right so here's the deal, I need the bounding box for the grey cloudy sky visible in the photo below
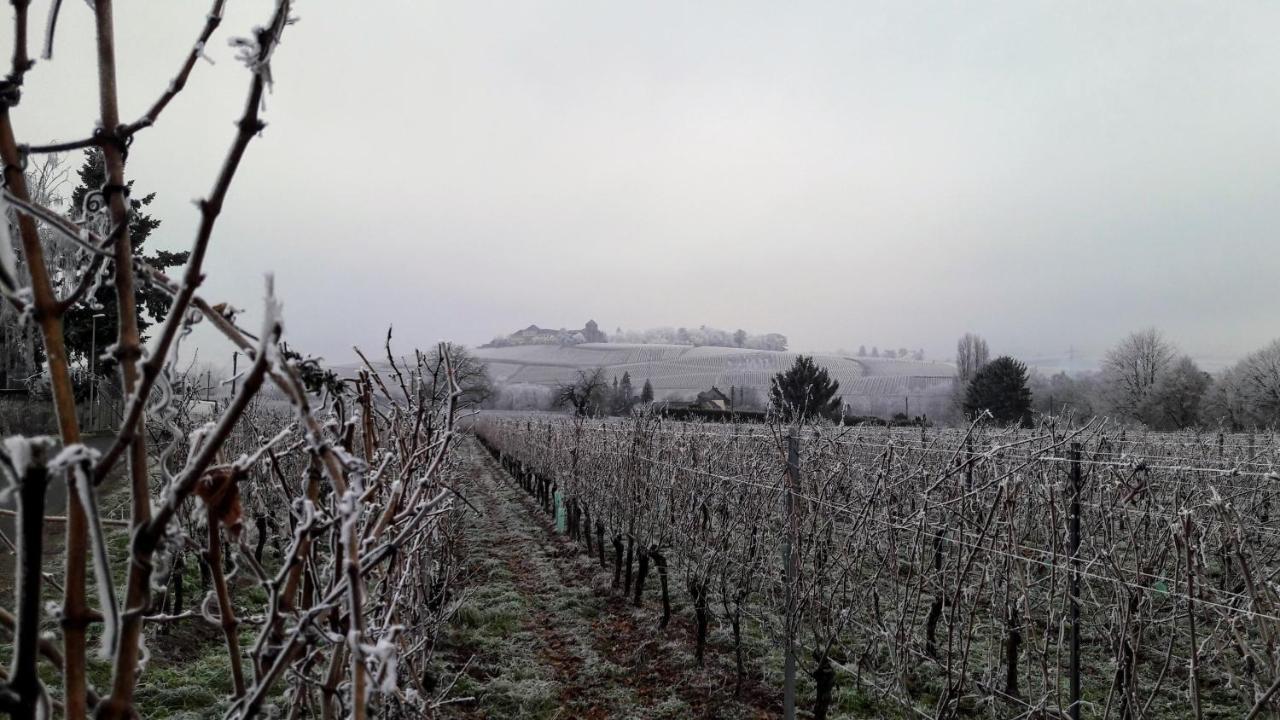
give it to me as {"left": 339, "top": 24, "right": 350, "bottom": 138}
{"left": 19, "top": 1, "right": 1280, "bottom": 368}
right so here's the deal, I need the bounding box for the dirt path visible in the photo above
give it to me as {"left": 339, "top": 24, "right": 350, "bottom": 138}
{"left": 438, "top": 439, "right": 780, "bottom": 719}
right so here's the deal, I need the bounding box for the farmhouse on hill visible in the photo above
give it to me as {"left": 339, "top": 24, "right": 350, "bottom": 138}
{"left": 484, "top": 320, "right": 607, "bottom": 348}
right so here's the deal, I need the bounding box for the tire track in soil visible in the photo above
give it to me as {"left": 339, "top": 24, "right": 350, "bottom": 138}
{"left": 458, "top": 441, "right": 592, "bottom": 711}
{"left": 459, "top": 439, "right": 780, "bottom": 719}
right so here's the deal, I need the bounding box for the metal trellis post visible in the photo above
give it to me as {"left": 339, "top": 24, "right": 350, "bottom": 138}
{"left": 1069, "top": 442, "right": 1082, "bottom": 720}
{"left": 783, "top": 431, "right": 800, "bottom": 720}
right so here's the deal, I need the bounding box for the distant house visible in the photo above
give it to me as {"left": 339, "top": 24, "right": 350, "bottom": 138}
{"left": 665, "top": 386, "right": 731, "bottom": 412}
{"left": 482, "top": 320, "right": 610, "bottom": 348}
{"left": 695, "top": 387, "right": 731, "bottom": 410}
{"left": 512, "top": 324, "right": 544, "bottom": 341}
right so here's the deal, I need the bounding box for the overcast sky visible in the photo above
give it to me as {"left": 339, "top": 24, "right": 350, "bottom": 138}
{"left": 18, "top": 1, "right": 1280, "bottom": 369}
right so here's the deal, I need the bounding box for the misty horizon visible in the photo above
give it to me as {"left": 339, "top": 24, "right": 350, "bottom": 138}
{"left": 5, "top": 3, "right": 1280, "bottom": 718}
{"left": 19, "top": 2, "right": 1279, "bottom": 371}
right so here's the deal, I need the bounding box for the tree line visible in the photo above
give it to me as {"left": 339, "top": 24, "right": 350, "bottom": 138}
{"left": 954, "top": 328, "right": 1280, "bottom": 430}
{"left": 609, "top": 324, "right": 788, "bottom": 351}
{"left": 459, "top": 328, "right": 1280, "bottom": 431}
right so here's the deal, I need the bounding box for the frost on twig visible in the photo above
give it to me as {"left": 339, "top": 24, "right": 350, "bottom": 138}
{"left": 0, "top": 191, "right": 18, "bottom": 294}
{"left": 0, "top": 1, "right": 468, "bottom": 716}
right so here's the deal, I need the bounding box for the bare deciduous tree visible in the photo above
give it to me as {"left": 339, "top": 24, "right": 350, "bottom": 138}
{"left": 555, "top": 367, "right": 609, "bottom": 416}
{"left": 955, "top": 332, "right": 990, "bottom": 384}
{"left": 1102, "top": 328, "right": 1176, "bottom": 421}
{"left": 1202, "top": 338, "right": 1280, "bottom": 429}
{"left": 415, "top": 339, "right": 493, "bottom": 408}
{"left": 1138, "top": 355, "right": 1211, "bottom": 429}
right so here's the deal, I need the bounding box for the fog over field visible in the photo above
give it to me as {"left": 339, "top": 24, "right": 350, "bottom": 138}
{"left": 468, "top": 342, "right": 956, "bottom": 416}
{"left": 20, "top": 2, "right": 1280, "bottom": 366}
{"left": 8, "top": 2, "right": 1280, "bottom": 719}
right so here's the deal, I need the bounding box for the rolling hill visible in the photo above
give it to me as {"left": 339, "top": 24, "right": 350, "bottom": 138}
{"left": 472, "top": 343, "right": 957, "bottom": 418}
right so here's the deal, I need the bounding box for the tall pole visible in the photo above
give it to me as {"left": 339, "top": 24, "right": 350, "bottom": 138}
{"left": 231, "top": 351, "right": 239, "bottom": 397}
{"left": 89, "top": 313, "right": 105, "bottom": 425}
{"left": 783, "top": 432, "right": 800, "bottom": 720}
{"left": 89, "top": 314, "right": 96, "bottom": 419}
{"left": 1068, "top": 442, "right": 1082, "bottom": 720}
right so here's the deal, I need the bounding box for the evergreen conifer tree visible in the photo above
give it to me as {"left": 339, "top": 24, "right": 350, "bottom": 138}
{"left": 65, "top": 149, "right": 189, "bottom": 375}
{"left": 769, "top": 355, "right": 842, "bottom": 421}
{"left": 963, "top": 356, "right": 1032, "bottom": 425}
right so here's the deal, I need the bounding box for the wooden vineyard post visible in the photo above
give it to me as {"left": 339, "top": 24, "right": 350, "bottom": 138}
{"left": 783, "top": 431, "right": 800, "bottom": 720}
{"left": 1068, "top": 442, "right": 1082, "bottom": 720}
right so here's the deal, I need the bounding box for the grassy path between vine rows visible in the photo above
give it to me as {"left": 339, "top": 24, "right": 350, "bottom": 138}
{"left": 437, "top": 438, "right": 782, "bottom": 719}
